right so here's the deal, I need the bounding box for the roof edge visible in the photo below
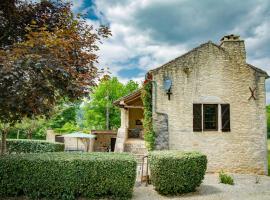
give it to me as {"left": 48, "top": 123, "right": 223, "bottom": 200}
{"left": 149, "top": 41, "right": 224, "bottom": 73}
{"left": 247, "top": 63, "right": 269, "bottom": 78}
{"left": 113, "top": 89, "right": 142, "bottom": 106}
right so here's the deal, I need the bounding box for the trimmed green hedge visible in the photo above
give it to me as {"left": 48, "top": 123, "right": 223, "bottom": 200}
{"left": 1, "top": 139, "right": 64, "bottom": 154}
{"left": 149, "top": 151, "right": 207, "bottom": 195}
{"left": 0, "top": 152, "right": 137, "bottom": 199}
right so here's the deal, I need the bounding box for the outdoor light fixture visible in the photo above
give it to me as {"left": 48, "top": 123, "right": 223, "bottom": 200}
{"left": 163, "top": 77, "right": 172, "bottom": 100}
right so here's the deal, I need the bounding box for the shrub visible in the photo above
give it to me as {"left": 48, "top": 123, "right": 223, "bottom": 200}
{"left": 0, "top": 152, "right": 137, "bottom": 199}
{"left": 2, "top": 139, "right": 64, "bottom": 154}
{"left": 219, "top": 171, "right": 234, "bottom": 185}
{"left": 149, "top": 151, "right": 207, "bottom": 195}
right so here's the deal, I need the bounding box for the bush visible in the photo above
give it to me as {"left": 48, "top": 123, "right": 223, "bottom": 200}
{"left": 149, "top": 151, "right": 207, "bottom": 195}
{"left": 0, "top": 152, "right": 137, "bottom": 199}
{"left": 2, "top": 139, "right": 64, "bottom": 154}
{"left": 219, "top": 171, "right": 234, "bottom": 185}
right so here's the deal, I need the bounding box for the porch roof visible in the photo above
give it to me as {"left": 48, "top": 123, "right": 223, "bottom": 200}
{"left": 113, "top": 89, "right": 142, "bottom": 107}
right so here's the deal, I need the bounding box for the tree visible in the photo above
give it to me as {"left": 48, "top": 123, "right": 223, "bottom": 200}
{"left": 47, "top": 101, "right": 80, "bottom": 133}
{"left": 0, "top": 0, "right": 110, "bottom": 154}
{"left": 83, "top": 77, "right": 139, "bottom": 130}
{"left": 14, "top": 117, "right": 47, "bottom": 139}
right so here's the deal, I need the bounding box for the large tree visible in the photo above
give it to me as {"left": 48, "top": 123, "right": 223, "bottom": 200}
{"left": 83, "top": 77, "right": 139, "bottom": 130}
{"left": 0, "top": 0, "right": 110, "bottom": 154}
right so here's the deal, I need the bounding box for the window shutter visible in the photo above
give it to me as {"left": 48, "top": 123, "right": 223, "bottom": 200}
{"left": 193, "top": 104, "right": 202, "bottom": 131}
{"left": 221, "top": 104, "right": 230, "bottom": 132}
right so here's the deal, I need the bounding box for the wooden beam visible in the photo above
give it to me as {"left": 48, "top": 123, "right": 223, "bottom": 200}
{"left": 124, "top": 105, "right": 144, "bottom": 109}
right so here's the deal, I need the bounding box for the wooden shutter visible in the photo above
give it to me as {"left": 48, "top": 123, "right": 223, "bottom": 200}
{"left": 221, "top": 104, "right": 230, "bottom": 132}
{"left": 193, "top": 104, "right": 202, "bottom": 131}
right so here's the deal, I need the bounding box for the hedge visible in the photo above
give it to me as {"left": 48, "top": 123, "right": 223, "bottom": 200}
{"left": 1, "top": 139, "right": 64, "bottom": 154}
{"left": 0, "top": 152, "right": 137, "bottom": 199}
{"left": 149, "top": 151, "right": 207, "bottom": 195}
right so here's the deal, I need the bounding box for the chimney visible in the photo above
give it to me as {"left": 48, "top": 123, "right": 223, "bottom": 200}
{"left": 220, "top": 34, "right": 246, "bottom": 64}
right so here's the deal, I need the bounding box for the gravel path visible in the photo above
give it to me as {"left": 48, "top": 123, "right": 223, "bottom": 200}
{"left": 133, "top": 173, "right": 270, "bottom": 200}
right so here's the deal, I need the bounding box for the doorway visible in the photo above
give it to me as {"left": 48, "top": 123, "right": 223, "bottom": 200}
{"left": 111, "top": 138, "right": 116, "bottom": 152}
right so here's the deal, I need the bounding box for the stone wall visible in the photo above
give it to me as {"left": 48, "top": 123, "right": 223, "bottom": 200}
{"left": 153, "top": 112, "right": 169, "bottom": 150}
{"left": 151, "top": 41, "right": 268, "bottom": 175}
{"left": 93, "top": 133, "right": 116, "bottom": 152}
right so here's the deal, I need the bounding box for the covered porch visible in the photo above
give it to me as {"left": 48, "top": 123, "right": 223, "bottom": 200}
{"left": 113, "top": 90, "right": 145, "bottom": 152}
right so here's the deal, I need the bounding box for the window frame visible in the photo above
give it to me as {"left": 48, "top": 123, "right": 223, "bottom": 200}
{"left": 193, "top": 103, "right": 230, "bottom": 132}
{"left": 202, "top": 104, "right": 218, "bottom": 131}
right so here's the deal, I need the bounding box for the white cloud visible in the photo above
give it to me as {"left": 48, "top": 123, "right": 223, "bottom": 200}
{"left": 94, "top": 2, "right": 189, "bottom": 82}
{"left": 70, "top": 0, "right": 85, "bottom": 13}
{"left": 86, "top": 0, "right": 270, "bottom": 102}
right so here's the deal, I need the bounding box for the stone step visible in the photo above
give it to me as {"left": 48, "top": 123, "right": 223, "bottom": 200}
{"left": 124, "top": 143, "right": 147, "bottom": 154}
{"left": 124, "top": 143, "right": 146, "bottom": 149}
{"left": 134, "top": 154, "right": 147, "bottom": 163}
{"left": 125, "top": 148, "right": 147, "bottom": 155}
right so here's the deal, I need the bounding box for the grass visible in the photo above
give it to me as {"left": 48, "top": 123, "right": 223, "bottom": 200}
{"left": 268, "top": 139, "right": 270, "bottom": 175}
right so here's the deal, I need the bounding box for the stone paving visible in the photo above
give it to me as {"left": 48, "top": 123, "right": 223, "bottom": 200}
{"left": 133, "top": 173, "right": 270, "bottom": 200}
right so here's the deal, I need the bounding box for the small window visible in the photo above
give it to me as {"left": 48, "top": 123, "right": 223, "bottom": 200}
{"left": 203, "top": 104, "right": 218, "bottom": 131}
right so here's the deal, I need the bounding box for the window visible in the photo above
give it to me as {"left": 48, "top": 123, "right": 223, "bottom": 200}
{"left": 193, "top": 104, "right": 230, "bottom": 132}
{"left": 203, "top": 104, "right": 218, "bottom": 131}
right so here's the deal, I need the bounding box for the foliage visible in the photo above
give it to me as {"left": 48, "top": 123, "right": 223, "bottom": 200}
{"left": 2, "top": 139, "right": 64, "bottom": 154}
{"left": 219, "top": 171, "right": 234, "bottom": 185}
{"left": 0, "top": 0, "right": 110, "bottom": 153}
{"left": 142, "top": 81, "right": 155, "bottom": 150}
{"left": 0, "top": 152, "right": 137, "bottom": 199}
{"left": 149, "top": 151, "right": 207, "bottom": 195}
{"left": 54, "top": 122, "right": 78, "bottom": 134}
{"left": 14, "top": 117, "right": 47, "bottom": 139}
{"left": 0, "top": 0, "right": 110, "bottom": 123}
{"left": 6, "top": 120, "right": 47, "bottom": 140}
{"left": 267, "top": 105, "right": 270, "bottom": 138}
{"left": 83, "top": 77, "right": 139, "bottom": 130}
{"left": 0, "top": 0, "right": 76, "bottom": 48}
{"left": 48, "top": 102, "right": 79, "bottom": 133}
{"left": 267, "top": 139, "right": 270, "bottom": 176}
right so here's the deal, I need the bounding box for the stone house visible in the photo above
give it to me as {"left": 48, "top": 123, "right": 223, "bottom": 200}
{"left": 114, "top": 34, "right": 269, "bottom": 175}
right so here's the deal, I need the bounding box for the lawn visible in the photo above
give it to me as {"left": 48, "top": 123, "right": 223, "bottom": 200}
{"left": 268, "top": 139, "right": 270, "bottom": 175}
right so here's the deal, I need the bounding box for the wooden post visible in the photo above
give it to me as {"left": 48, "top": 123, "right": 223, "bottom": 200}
{"left": 1, "top": 128, "right": 7, "bottom": 155}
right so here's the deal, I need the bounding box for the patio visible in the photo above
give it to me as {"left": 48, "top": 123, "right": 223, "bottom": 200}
{"left": 133, "top": 173, "right": 270, "bottom": 200}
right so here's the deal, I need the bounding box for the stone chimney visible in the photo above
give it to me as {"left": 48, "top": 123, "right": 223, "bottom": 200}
{"left": 220, "top": 34, "right": 246, "bottom": 64}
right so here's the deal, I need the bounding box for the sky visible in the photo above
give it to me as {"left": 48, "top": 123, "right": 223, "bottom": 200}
{"left": 71, "top": 0, "right": 270, "bottom": 103}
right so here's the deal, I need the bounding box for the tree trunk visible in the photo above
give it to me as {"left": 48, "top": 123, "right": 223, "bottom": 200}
{"left": 17, "top": 130, "right": 20, "bottom": 139}
{"left": 27, "top": 130, "right": 32, "bottom": 139}
{"left": 106, "top": 104, "right": 110, "bottom": 130}
{"left": 1, "top": 128, "right": 7, "bottom": 155}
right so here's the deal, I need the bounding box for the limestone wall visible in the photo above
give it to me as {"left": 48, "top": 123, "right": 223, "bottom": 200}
{"left": 46, "top": 129, "right": 56, "bottom": 143}
{"left": 151, "top": 42, "right": 268, "bottom": 175}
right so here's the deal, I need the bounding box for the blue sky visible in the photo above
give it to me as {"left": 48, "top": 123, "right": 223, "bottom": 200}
{"left": 72, "top": 0, "right": 270, "bottom": 103}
